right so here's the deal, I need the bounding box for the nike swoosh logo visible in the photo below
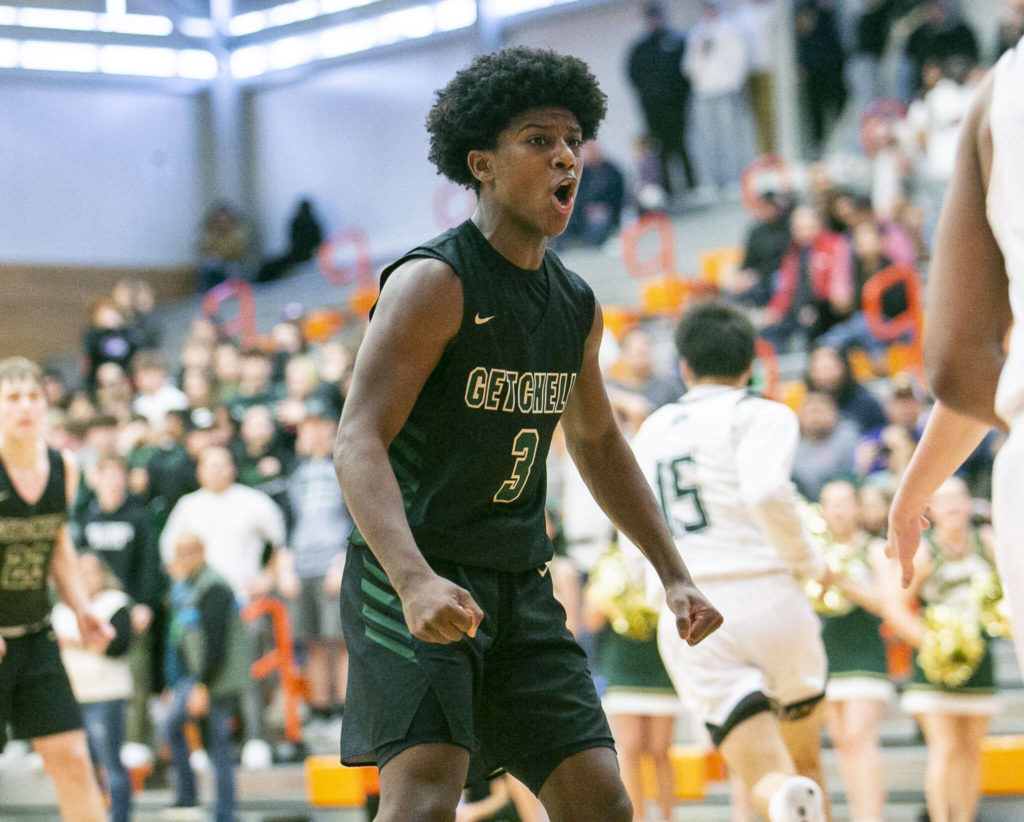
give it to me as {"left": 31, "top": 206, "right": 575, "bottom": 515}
{"left": 474, "top": 314, "right": 495, "bottom": 325}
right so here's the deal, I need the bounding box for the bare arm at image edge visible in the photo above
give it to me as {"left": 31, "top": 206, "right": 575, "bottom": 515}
{"left": 923, "top": 71, "right": 1012, "bottom": 427}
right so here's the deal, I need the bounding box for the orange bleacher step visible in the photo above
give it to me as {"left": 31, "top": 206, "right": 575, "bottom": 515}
{"left": 981, "top": 735, "right": 1024, "bottom": 794}
{"left": 305, "top": 746, "right": 723, "bottom": 806}
{"left": 305, "top": 755, "right": 379, "bottom": 807}
{"left": 639, "top": 745, "right": 725, "bottom": 801}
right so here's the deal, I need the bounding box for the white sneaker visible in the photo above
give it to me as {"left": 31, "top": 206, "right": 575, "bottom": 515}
{"left": 768, "top": 775, "right": 826, "bottom": 822}
{"left": 188, "top": 748, "right": 211, "bottom": 773}
{"left": 121, "top": 742, "right": 154, "bottom": 770}
{"left": 240, "top": 738, "right": 272, "bottom": 770}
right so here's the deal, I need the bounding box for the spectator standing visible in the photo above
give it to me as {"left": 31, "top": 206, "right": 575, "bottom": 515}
{"left": 848, "top": 0, "right": 900, "bottom": 115}
{"left": 75, "top": 453, "right": 162, "bottom": 753}
{"left": 735, "top": 0, "right": 778, "bottom": 154}
{"left": 685, "top": 0, "right": 755, "bottom": 196}
{"left": 626, "top": 2, "right": 696, "bottom": 199}
{"left": 159, "top": 444, "right": 286, "bottom": 758}
{"left": 793, "top": 391, "right": 860, "bottom": 501}
{"left": 52, "top": 552, "right": 134, "bottom": 822}
{"left": 164, "top": 532, "right": 247, "bottom": 822}
{"left": 795, "top": 0, "right": 848, "bottom": 156}
{"left": 278, "top": 403, "right": 351, "bottom": 738}
{"left": 903, "top": 0, "right": 980, "bottom": 100}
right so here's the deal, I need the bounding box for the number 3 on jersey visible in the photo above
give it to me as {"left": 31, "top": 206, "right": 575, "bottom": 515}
{"left": 494, "top": 429, "right": 540, "bottom": 503}
{"left": 656, "top": 454, "right": 709, "bottom": 536}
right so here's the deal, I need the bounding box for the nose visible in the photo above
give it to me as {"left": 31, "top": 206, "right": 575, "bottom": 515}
{"left": 553, "top": 139, "right": 576, "bottom": 169}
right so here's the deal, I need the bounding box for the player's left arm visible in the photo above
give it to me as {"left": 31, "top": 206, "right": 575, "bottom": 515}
{"left": 561, "top": 300, "right": 722, "bottom": 645}
{"left": 50, "top": 451, "right": 114, "bottom": 651}
{"left": 924, "top": 70, "right": 1012, "bottom": 427}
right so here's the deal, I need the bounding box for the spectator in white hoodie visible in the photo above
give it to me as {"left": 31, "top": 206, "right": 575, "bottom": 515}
{"left": 684, "top": 0, "right": 756, "bottom": 195}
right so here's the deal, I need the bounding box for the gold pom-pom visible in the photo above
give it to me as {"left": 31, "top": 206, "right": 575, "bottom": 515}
{"left": 585, "top": 546, "right": 660, "bottom": 642}
{"left": 918, "top": 604, "right": 987, "bottom": 688}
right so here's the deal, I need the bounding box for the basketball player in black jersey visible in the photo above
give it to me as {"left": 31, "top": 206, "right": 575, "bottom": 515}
{"left": 334, "top": 48, "right": 722, "bottom": 822}
{"left": 0, "top": 357, "right": 114, "bottom": 822}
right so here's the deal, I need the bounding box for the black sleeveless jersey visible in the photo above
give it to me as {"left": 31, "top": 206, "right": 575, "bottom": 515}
{"left": 0, "top": 449, "right": 67, "bottom": 628}
{"left": 350, "top": 220, "right": 595, "bottom": 572}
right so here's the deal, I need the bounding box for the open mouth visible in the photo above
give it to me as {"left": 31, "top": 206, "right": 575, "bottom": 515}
{"left": 553, "top": 180, "right": 575, "bottom": 213}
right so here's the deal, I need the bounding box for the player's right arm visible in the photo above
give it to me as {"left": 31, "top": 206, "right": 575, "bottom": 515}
{"left": 924, "top": 70, "right": 1012, "bottom": 427}
{"left": 735, "top": 401, "right": 828, "bottom": 582}
{"left": 334, "top": 258, "right": 483, "bottom": 645}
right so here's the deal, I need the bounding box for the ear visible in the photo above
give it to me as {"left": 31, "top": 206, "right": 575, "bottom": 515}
{"left": 678, "top": 359, "right": 694, "bottom": 388}
{"left": 467, "top": 150, "right": 495, "bottom": 186}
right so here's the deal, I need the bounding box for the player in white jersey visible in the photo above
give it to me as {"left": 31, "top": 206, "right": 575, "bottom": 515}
{"left": 627, "top": 302, "right": 832, "bottom": 822}
{"left": 888, "top": 41, "right": 1024, "bottom": 675}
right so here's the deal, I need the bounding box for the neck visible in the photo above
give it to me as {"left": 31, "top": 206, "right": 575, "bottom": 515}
{"left": 935, "top": 524, "right": 969, "bottom": 550}
{"left": 98, "top": 492, "right": 125, "bottom": 513}
{"left": 689, "top": 376, "right": 746, "bottom": 389}
{"left": 830, "top": 525, "right": 858, "bottom": 545}
{"left": 0, "top": 433, "right": 42, "bottom": 468}
{"left": 472, "top": 205, "right": 547, "bottom": 270}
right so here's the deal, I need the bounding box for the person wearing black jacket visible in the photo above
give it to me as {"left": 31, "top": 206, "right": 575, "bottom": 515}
{"left": 627, "top": 2, "right": 696, "bottom": 198}
{"left": 76, "top": 452, "right": 164, "bottom": 752}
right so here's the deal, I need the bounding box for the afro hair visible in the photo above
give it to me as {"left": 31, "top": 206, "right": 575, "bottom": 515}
{"left": 426, "top": 47, "right": 607, "bottom": 191}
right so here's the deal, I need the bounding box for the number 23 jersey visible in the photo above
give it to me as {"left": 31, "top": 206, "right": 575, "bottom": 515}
{"left": 0, "top": 448, "right": 67, "bottom": 629}
{"left": 349, "top": 220, "right": 595, "bottom": 572}
{"left": 627, "top": 385, "right": 824, "bottom": 583}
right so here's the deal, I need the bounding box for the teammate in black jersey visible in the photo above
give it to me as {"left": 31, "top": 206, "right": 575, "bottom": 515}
{"left": 334, "top": 48, "right": 722, "bottom": 822}
{"left": 0, "top": 356, "right": 113, "bottom": 822}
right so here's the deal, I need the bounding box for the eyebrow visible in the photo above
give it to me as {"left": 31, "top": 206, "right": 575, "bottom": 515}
{"left": 516, "top": 121, "right": 582, "bottom": 135}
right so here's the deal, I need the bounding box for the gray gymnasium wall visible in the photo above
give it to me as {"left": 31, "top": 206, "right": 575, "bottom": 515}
{"left": 0, "top": 77, "right": 204, "bottom": 266}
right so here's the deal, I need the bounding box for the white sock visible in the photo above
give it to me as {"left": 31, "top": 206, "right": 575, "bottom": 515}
{"left": 767, "top": 775, "right": 824, "bottom": 822}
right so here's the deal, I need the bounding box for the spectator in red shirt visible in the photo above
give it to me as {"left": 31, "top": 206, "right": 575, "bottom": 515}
{"left": 760, "top": 205, "right": 853, "bottom": 352}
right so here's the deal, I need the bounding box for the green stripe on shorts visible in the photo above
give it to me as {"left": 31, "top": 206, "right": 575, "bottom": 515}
{"left": 365, "top": 626, "right": 416, "bottom": 661}
{"left": 361, "top": 554, "right": 392, "bottom": 587}
{"left": 362, "top": 604, "right": 412, "bottom": 639}
{"left": 360, "top": 578, "right": 403, "bottom": 613}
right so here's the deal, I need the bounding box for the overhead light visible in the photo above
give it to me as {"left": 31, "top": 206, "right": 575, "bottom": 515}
{"left": 18, "top": 7, "right": 98, "bottom": 31}
{"left": 0, "top": 38, "right": 17, "bottom": 67}
{"left": 231, "top": 43, "right": 267, "bottom": 77}
{"left": 229, "top": 10, "right": 267, "bottom": 36}
{"left": 0, "top": 6, "right": 17, "bottom": 25}
{"left": 100, "top": 44, "right": 176, "bottom": 75}
{"left": 180, "top": 17, "right": 215, "bottom": 38}
{"left": 19, "top": 40, "right": 99, "bottom": 72}
{"left": 267, "top": 0, "right": 319, "bottom": 27}
{"left": 268, "top": 35, "right": 310, "bottom": 69}
{"left": 377, "top": 3, "right": 434, "bottom": 45}
{"left": 177, "top": 48, "right": 218, "bottom": 78}
{"left": 484, "top": 0, "right": 558, "bottom": 16}
{"left": 318, "top": 19, "right": 376, "bottom": 57}
{"left": 99, "top": 13, "right": 174, "bottom": 35}
{"left": 318, "top": 0, "right": 376, "bottom": 14}
{"left": 434, "top": 0, "right": 475, "bottom": 31}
